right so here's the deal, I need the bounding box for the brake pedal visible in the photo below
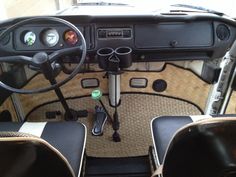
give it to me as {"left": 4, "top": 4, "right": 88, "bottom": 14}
{"left": 92, "top": 106, "right": 107, "bottom": 136}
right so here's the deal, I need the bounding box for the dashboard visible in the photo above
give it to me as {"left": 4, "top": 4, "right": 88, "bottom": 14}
{"left": 0, "top": 13, "right": 236, "bottom": 63}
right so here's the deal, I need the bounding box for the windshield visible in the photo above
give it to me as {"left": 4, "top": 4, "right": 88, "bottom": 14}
{"left": 1, "top": 0, "right": 236, "bottom": 19}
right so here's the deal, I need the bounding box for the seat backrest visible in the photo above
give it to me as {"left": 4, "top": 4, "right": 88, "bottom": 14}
{"left": 0, "top": 132, "right": 75, "bottom": 177}
{"left": 162, "top": 118, "right": 236, "bottom": 177}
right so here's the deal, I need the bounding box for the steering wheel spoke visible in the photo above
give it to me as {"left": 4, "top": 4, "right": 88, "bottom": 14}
{"left": 0, "top": 55, "right": 36, "bottom": 66}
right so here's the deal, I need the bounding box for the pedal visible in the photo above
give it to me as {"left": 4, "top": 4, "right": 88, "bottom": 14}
{"left": 46, "top": 111, "right": 61, "bottom": 119}
{"left": 92, "top": 106, "right": 107, "bottom": 136}
{"left": 76, "top": 110, "right": 88, "bottom": 118}
{"left": 64, "top": 109, "right": 88, "bottom": 121}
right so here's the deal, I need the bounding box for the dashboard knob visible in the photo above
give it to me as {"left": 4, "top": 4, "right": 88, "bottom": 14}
{"left": 170, "top": 40, "right": 178, "bottom": 47}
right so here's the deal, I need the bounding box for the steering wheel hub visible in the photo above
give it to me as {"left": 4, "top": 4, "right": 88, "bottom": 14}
{"left": 32, "top": 52, "right": 49, "bottom": 65}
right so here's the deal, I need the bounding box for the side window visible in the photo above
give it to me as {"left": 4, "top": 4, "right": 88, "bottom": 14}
{"left": 0, "top": 0, "right": 77, "bottom": 19}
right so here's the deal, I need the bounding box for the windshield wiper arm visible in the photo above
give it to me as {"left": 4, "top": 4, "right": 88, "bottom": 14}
{"left": 171, "top": 4, "right": 225, "bottom": 16}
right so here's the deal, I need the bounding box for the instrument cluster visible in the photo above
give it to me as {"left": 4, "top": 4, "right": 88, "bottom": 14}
{"left": 19, "top": 27, "right": 80, "bottom": 50}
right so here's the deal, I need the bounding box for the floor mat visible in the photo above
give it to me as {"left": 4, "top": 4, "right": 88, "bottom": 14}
{"left": 84, "top": 156, "right": 151, "bottom": 177}
{"left": 27, "top": 93, "right": 202, "bottom": 157}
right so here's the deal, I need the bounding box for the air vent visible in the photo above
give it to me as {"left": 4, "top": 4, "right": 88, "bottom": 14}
{"left": 161, "top": 12, "right": 187, "bottom": 15}
{"left": 216, "top": 24, "right": 230, "bottom": 41}
{"left": 130, "top": 78, "right": 147, "bottom": 88}
{"left": 81, "top": 78, "right": 99, "bottom": 89}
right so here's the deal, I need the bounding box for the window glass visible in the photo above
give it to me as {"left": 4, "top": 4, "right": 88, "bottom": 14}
{"left": 1, "top": 0, "right": 236, "bottom": 19}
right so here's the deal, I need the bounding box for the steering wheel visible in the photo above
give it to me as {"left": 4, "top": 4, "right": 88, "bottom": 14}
{"left": 0, "top": 17, "right": 86, "bottom": 94}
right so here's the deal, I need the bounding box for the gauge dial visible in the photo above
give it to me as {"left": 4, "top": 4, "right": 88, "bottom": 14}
{"left": 64, "top": 30, "right": 78, "bottom": 46}
{"left": 23, "top": 31, "right": 36, "bottom": 46}
{"left": 42, "top": 29, "right": 59, "bottom": 47}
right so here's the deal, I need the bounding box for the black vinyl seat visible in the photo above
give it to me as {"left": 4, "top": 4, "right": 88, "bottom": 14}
{"left": 151, "top": 116, "right": 236, "bottom": 177}
{"left": 151, "top": 116, "right": 193, "bottom": 164}
{"left": 0, "top": 121, "right": 86, "bottom": 177}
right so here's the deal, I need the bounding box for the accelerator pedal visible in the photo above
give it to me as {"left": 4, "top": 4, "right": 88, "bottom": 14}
{"left": 92, "top": 106, "right": 107, "bottom": 136}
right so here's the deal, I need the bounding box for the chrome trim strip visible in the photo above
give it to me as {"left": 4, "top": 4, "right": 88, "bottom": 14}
{"left": 78, "top": 123, "right": 87, "bottom": 177}
{"left": 150, "top": 117, "right": 161, "bottom": 166}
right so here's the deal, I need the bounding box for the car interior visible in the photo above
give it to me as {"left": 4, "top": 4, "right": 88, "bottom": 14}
{"left": 0, "top": 1, "right": 236, "bottom": 177}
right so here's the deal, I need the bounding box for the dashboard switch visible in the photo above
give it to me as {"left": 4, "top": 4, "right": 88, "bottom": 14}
{"left": 98, "top": 30, "right": 106, "bottom": 38}
{"left": 123, "top": 30, "right": 131, "bottom": 38}
{"left": 170, "top": 40, "right": 178, "bottom": 47}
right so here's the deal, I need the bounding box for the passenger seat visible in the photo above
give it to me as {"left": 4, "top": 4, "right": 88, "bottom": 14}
{"left": 151, "top": 115, "right": 236, "bottom": 177}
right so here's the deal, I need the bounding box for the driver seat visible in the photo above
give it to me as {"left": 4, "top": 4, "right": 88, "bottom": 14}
{"left": 151, "top": 116, "right": 236, "bottom": 177}
{"left": 0, "top": 121, "right": 86, "bottom": 177}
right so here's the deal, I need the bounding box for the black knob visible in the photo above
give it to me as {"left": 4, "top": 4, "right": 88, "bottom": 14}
{"left": 170, "top": 40, "right": 178, "bottom": 47}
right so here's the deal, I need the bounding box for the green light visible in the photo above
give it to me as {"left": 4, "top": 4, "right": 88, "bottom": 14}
{"left": 91, "top": 89, "right": 102, "bottom": 100}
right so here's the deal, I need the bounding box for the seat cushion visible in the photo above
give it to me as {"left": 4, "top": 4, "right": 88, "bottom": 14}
{"left": 0, "top": 121, "right": 86, "bottom": 176}
{"left": 151, "top": 115, "right": 211, "bottom": 164}
{"left": 151, "top": 116, "right": 193, "bottom": 164}
{"left": 162, "top": 118, "right": 236, "bottom": 177}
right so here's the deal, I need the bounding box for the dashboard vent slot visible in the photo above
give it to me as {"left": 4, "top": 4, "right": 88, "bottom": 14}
{"left": 81, "top": 78, "right": 99, "bottom": 89}
{"left": 130, "top": 78, "right": 147, "bottom": 88}
{"left": 161, "top": 12, "right": 187, "bottom": 15}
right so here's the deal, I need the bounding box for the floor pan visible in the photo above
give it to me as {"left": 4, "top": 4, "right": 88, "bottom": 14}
{"left": 27, "top": 93, "right": 202, "bottom": 157}
{"left": 84, "top": 156, "right": 151, "bottom": 177}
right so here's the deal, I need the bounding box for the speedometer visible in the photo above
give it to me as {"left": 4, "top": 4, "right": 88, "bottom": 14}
{"left": 41, "top": 29, "right": 59, "bottom": 47}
